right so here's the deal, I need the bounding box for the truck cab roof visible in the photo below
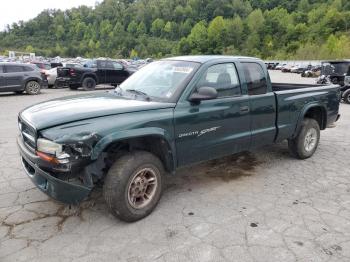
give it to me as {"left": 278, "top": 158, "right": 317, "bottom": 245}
{"left": 164, "top": 55, "right": 261, "bottom": 64}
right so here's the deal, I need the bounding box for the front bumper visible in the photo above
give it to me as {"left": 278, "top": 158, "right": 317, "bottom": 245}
{"left": 17, "top": 137, "right": 91, "bottom": 204}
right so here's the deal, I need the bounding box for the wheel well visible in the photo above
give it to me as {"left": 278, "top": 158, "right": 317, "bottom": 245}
{"left": 103, "top": 136, "right": 174, "bottom": 173}
{"left": 304, "top": 106, "right": 327, "bottom": 130}
{"left": 83, "top": 74, "right": 97, "bottom": 83}
{"left": 25, "top": 78, "right": 40, "bottom": 86}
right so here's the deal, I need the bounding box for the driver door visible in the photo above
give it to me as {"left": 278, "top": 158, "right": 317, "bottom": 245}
{"left": 174, "top": 62, "right": 251, "bottom": 167}
{"left": 96, "top": 60, "right": 107, "bottom": 83}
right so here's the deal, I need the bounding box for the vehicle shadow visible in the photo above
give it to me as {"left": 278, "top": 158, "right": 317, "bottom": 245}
{"left": 0, "top": 92, "right": 28, "bottom": 97}
{"left": 65, "top": 143, "right": 291, "bottom": 218}
{"left": 31, "top": 143, "right": 292, "bottom": 226}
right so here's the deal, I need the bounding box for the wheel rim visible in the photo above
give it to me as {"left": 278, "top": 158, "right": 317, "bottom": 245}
{"left": 27, "top": 81, "right": 40, "bottom": 93}
{"left": 304, "top": 128, "right": 317, "bottom": 152}
{"left": 127, "top": 167, "right": 158, "bottom": 209}
{"left": 346, "top": 94, "right": 350, "bottom": 103}
{"left": 86, "top": 80, "right": 94, "bottom": 89}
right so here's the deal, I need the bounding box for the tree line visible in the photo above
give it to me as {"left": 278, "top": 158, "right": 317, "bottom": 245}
{"left": 0, "top": 0, "right": 349, "bottom": 60}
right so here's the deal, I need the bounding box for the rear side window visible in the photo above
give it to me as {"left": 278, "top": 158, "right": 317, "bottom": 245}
{"left": 112, "top": 62, "right": 123, "bottom": 70}
{"left": 242, "top": 62, "right": 267, "bottom": 95}
{"left": 23, "top": 66, "right": 34, "bottom": 72}
{"left": 5, "top": 65, "right": 24, "bottom": 73}
{"left": 97, "top": 60, "right": 107, "bottom": 68}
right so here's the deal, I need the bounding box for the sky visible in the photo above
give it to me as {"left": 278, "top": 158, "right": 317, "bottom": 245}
{"left": 0, "top": 0, "right": 98, "bottom": 31}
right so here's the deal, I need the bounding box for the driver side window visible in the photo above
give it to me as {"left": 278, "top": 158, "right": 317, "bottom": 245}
{"left": 195, "top": 63, "right": 241, "bottom": 98}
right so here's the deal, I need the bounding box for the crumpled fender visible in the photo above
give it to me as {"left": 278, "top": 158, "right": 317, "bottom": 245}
{"left": 91, "top": 127, "right": 176, "bottom": 168}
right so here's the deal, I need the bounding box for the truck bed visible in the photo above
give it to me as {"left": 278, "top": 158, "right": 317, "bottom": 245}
{"left": 271, "top": 82, "right": 340, "bottom": 143}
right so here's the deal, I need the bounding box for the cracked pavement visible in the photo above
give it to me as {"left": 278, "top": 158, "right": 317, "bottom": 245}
{"left": 1, "top": 72, "right": 350, "bottom": 261}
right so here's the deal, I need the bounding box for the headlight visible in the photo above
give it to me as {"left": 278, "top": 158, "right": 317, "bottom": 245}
{"left": 37, "top": 138, "right": 63, "bottom": 156}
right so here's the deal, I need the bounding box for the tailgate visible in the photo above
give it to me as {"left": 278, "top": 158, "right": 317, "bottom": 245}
{"left": 57, "top": 67, "right": 71, "bottom": 77}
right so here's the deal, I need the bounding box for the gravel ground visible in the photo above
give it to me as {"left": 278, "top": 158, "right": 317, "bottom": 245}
{"left": 0, "top": 72, "right": 349, "bottom": 262}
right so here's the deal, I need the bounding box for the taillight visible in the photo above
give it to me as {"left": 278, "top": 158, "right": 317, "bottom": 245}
{"left": 41, "top": 72, "right": 47, "bottom": 80}
{"left": 69, "top": 68, "right": 76, "bottom": 76}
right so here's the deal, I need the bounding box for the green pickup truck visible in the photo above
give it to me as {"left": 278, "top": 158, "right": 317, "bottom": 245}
{"left": 17, "top": 56, "right": 341, "bottom": 222}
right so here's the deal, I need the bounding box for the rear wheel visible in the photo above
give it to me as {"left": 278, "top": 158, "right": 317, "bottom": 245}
{"left": 103, "top": 151, "right": 164, "bottom": 222}
{"left": 288, "top": 118, "right": 320, "bottom": 159}
{"left": 82, "top": 77, "right": 96, "bottom": 91}
{"left": 25, "top": 81, "right": 41, "bottom": 95}
{"left": 343, "top": 89, "right": 350, "bottom": 104}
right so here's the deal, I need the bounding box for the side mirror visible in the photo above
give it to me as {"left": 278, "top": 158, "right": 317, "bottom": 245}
{"left": 189, "top": 86, "right": 218, "bottom": 103}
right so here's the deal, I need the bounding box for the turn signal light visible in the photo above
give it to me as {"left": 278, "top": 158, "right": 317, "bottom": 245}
{"left": 36, "top": 151, "right": 59, "bottom": 164}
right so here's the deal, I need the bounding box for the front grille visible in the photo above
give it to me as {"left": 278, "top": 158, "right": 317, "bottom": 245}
{"left": 19, "top": 118, "right": 36, "bottom": 152}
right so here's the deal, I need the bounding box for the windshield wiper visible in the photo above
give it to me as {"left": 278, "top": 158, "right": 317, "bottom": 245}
{"left": 126, "top": 89, "right": 151, "bottom": 101}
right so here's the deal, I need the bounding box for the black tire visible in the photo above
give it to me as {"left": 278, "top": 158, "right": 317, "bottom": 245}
{"left": 15, "top": 90, "right": 24, "bottom": 94}
{"left": 25, "top": 81, "right": 41, "bottom": 95}
{"left": 343, "top": 89, "right": 350, "bottom": 104}
{"left": 82, "top": 77, "right": 96, "bottom": 91}
{"left": 69, "top": 85, "right": 79, "bottom": 90}
{"left": 103, "top": 151, "right": 164, "bottom": 222}
{"left": 288, "top": 118, "right": 320, "bottom": 159}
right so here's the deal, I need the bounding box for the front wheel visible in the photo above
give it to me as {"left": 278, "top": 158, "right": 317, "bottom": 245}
{"left": 288, "top": 118, "right": 320, "bottom": 159}
{"left": 25, "top": 81, "right": 41, "bottom": 95}
{"left": 343, "top": 89, "right": 350, "bottom": 104}
{"left": 103, "top": 151, "right": 164, "bottom": 222}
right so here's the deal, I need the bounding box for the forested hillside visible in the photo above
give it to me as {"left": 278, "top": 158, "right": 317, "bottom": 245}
{"left": 0, "top": 0, "right": 349, "bottom": 59}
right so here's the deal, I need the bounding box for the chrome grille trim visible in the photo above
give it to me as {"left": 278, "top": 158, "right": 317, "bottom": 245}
{"left": 22, "top": 131, "right": 35, "bottom": 143}
{"left": 18, "top": 117, "right": 37, "bottom": 151}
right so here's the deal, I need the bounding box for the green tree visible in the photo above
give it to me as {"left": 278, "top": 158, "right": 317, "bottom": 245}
{"left": 208, "top": 16, "right": 226, "bottom": 53}
{"left": 25, "top": 45, "right": 34, "bottom": 53}
{"left": 127, "top": 21, "right": 138, "bottom": 34}
{"left": 187, "top": 21, "right": 208, "bottom": 54}
{"left": 151, "top": 18, "right": 165, "bottom": 37}
{"left": 130, "top": 48, "right": 138, "bottom": 58}
{"left": 0, "top": 0, "right": 349, "bottom": 60}
{"left": 225, "top": 16, "right": 244, "bottom": 48}
{"left": 137, "top": 22, "right": 147, "bottom": 35}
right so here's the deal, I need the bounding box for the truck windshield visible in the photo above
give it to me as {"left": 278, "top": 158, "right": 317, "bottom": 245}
{"left": 119, "top": 60, "right": 199, "bottom": 101}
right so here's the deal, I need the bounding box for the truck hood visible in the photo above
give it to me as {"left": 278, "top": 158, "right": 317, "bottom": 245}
{"left": 20, "top": 92, "right": 175, "bottom": 130}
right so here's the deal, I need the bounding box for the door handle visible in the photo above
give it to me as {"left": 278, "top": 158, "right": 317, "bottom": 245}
{"left": 239, "top": 106, "right": 250, "bottom": 113}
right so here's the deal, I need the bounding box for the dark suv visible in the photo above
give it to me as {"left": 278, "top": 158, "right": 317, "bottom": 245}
{"left": 0, "top": 63, "right": 48, "bottom": 95}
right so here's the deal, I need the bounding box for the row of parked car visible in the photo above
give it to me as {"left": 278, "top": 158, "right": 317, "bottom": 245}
{"left": 265, "top": 62, "right": 322, "bottom": 77}
{"left": 266, "top": 60, "right": 350, "bottom": 104}
{"left": 0, "top": 58, "right": 152, "bottom": 95}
